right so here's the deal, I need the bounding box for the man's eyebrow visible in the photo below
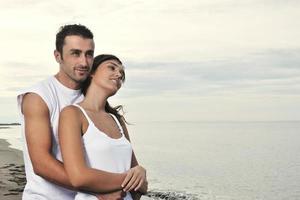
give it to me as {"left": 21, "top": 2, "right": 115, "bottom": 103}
{"left": 70, "top": 49, "right": 82, "bottom": 52}
{"left": 86, "top": 50, "right": 94, "bottom": 54}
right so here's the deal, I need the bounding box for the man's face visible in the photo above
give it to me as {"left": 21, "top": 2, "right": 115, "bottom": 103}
{"left": 56, "top": 35, "right": 95, "bottom": 85}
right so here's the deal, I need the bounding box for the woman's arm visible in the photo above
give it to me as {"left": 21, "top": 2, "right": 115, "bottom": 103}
{"left": 120, "top": 119, "right": 148, "bottom": 195}
{"left": 59, "top": 106, "right": 126, "bottom": 193}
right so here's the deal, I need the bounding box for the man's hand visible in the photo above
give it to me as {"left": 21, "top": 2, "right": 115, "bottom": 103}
{"left": 96, "top": 190, "right": 126, "bottom": 200}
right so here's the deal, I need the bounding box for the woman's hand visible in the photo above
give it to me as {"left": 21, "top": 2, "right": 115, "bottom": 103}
{"left": 121, "top": 165, "right": 147, "bottom": 193}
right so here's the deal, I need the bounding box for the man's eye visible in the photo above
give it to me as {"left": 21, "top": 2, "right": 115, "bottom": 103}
{"left": 72, "top": 52, "right": 80, "bottom": 56}
{"left": 86, "top": 54, "right": 93, "bottom": 58}
{"left": 86, "top": 51, "right": 94, "bottom": 58}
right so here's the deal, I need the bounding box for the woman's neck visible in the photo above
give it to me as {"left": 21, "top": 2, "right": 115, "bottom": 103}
{"left": 80, "top": 86, "right": 108, "bottom": 112}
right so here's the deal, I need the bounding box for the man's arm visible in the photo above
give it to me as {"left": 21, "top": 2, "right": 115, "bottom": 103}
{"left": 23, "top": 93, "right": 127, "bottom": 200}
{"left": 22, "top": 93, "right": 73, "bottom": 189}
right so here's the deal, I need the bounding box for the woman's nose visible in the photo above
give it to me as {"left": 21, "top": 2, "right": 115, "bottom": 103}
{"left": 116, "top": 70, "right": 122, "bottom": 78}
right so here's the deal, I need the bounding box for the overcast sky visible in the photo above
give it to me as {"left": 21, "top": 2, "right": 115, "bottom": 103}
{"left": 0, "top": 0, "right": 299, "bottom": 122}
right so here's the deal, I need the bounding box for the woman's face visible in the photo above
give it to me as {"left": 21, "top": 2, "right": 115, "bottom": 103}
{"left": 91, "top": 59, "right": 125, "bottom": 95}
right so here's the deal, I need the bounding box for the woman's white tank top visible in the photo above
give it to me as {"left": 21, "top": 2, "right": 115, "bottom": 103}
{"left": 73, "top": 104, "right": 133, "bottom": 200}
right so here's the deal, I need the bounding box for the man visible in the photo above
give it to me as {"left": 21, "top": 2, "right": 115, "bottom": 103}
{"left": 17, "top": 24, "right": 129, "bottom": 200}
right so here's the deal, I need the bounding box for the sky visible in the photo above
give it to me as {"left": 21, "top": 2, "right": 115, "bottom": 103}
{"left": 0, "top": 0, "right": 299, "bottom": 123}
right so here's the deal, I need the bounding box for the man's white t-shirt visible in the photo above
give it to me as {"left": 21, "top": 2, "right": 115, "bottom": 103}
{"left": 17, "top": 76, "right": 83, "bottom": 200}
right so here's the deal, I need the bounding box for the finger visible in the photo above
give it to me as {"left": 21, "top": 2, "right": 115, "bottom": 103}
{"left": 122, "top": 170, "right": 133, "bottom": 188}
{"left": 123, "top": 173, "right": 138, "bottom": 191}
{"left": 96, "top": 194, "right": 105, "bottom": 200}
{"left": 116, "top": 194, "right": 123, "bottom": 200}
{"left": 121, "top": 191, "right": 127, "bottom": 198}
{"left": 134, "top": 178, "right": 144, "bottom": 191}
{"left": 110, "top": 193, "right": 120, "bottom": 200}
{"left": 127, "top": 175, "right": 140, "bottom": 192}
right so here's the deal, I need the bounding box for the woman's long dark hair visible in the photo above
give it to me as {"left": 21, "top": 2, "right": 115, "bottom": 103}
{"left": 81, "top": 54, "right": 127, "bottom": 124}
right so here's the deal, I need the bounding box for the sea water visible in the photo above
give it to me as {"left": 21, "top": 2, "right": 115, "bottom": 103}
{"left": 1, "top": 121, "right": 300, "bottom": 200}
{"left": 0, "top": 125, "right": 22, "bottom": 150}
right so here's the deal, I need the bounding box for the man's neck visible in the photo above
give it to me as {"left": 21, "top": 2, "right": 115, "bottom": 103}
{"left": 54, "top": 73, "right": 81, "bottom": 90}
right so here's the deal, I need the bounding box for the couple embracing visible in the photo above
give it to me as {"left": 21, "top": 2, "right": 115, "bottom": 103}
{"left": 17, "top": 24, "right": 148, "bottom": 200}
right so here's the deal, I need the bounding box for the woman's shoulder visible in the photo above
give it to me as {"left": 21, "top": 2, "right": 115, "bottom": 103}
{"left": 61, "top": 104, "right": 81, "bottom": 113}
{"left": 60, "top": 105, "right": 83, "bottom": 120}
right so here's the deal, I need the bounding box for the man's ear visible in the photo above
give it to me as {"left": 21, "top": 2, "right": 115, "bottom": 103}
{"left": 54, "top": 50, "right": 62, "bottom": 64}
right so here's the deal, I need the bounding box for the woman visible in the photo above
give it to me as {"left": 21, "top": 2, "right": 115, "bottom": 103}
{"left": 58, "top": 54, "right": 147, "bottom": 200}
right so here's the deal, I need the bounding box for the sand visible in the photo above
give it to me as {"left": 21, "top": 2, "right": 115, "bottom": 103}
{"left": 0, "top": 139, "right": 156, "bottom": 200}
{"left": 0, "top": 139, "right": 25, "bottom": 200}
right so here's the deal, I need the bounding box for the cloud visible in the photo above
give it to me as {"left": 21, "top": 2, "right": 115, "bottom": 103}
{"left": 118, "top": 48, "right": 300, "bottom": 98}
{"left": 1, "top": 1, "right": 300, "bottom": 121}
{"left": 2, "top": 0, "right": 300, "bottom": 63}
{"left": 0, "top": 61, "right": 55, "bottom": 96}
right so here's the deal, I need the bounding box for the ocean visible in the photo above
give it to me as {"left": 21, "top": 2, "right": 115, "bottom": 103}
{"left": 1, "top": 121, "right": 300, "bottom": 200}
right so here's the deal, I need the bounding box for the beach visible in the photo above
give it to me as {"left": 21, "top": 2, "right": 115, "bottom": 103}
{"left": 0, "top": 138, "right": 25, "bottom": 200}
{"left": 0, "top": 126, "right": 156, "bottom": 200}
{"left": 0, "top": 137, "right": 155, "bottom": 200}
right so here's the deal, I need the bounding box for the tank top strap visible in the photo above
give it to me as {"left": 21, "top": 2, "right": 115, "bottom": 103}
{"left": 72, "top": 104, "right": 93, "bottom": 125}
{"left": 109, "top": 113, "right": 124, "bottom": 135}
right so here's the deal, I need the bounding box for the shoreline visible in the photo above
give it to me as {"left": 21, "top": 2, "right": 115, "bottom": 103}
{"left": 0, "top": 138, "right": 194, "bottom": 200}
{"left": 0, "top": 139, "right": 25, "bottom": 199}
{"left": 0, "top": 139, "right": 154, "bottom": 200}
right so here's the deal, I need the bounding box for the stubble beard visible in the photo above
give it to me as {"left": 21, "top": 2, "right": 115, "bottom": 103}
{"left": 60, "top": 65, "right": 89, "bottom": 86}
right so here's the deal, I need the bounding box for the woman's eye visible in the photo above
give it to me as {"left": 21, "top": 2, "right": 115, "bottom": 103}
{"left": 109, "top": 66, "right": 115, "bottom": 70}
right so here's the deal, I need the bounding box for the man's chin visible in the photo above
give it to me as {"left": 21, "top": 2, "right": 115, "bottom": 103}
{"left": 75, "top": 76, "right": 89, "bottom": 83}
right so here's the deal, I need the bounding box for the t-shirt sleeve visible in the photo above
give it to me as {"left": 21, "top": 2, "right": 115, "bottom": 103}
{"left": 17, "top": 82, "right": 53, "bottom": 116}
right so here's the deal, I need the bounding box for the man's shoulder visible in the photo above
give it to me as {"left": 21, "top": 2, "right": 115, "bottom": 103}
{"left": 17, "top": 76, "right": 57, "bottom": 111}
{"left": 22, "top": 92, "right": 49, "bottom": 114}
{"left": 30, "top": 76, "right": 55, "bottom": 90}
{"left": 18, "top": 76, "right": 57, "bottom": 97}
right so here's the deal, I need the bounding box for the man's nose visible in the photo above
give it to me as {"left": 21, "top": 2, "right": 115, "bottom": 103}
{"left": 80, "top": 55, "right": 89, "bottom": 66}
